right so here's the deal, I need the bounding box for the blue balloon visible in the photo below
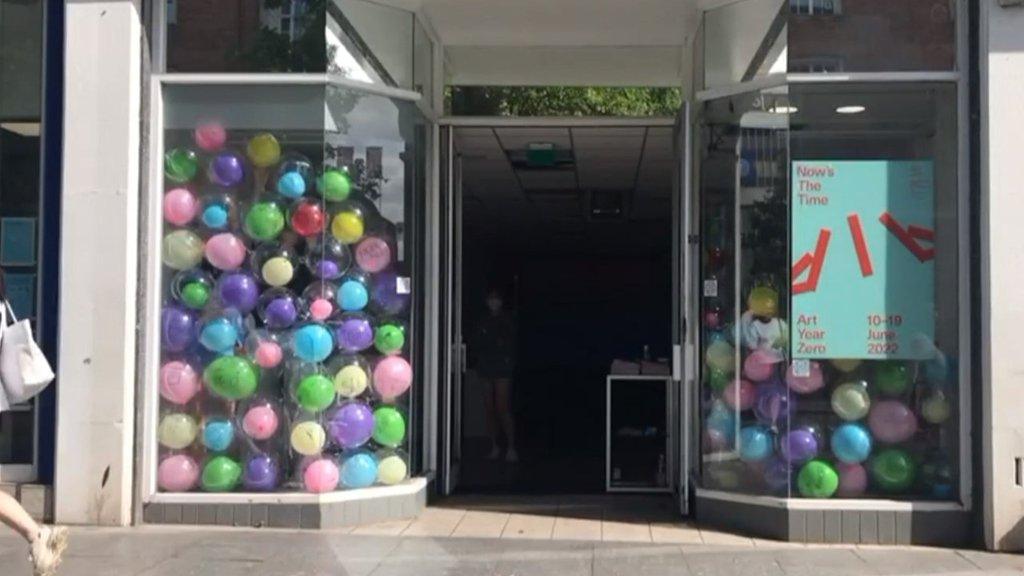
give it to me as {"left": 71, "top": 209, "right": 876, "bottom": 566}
{"left": 830, "top": 423, "right": 873, "bottom": 464}
{"left": 705, "top": 401, "right": 736, "bottom": 444}
{"left": 202, "top": 203, "right": 229, "bottom": 229}
{"left": 199, "top": 318, "right": 238, "bottom": 354}
{"left": 203, "top": 419, "right": 235, "bottom": 452}
{"left": 292, "top": 324, "right": 334, "bottom": 363}
{"left": 339, "top": 279, "right": 369, "bottom": 312}
{"left": 277, "top": 172, "right": 306, "bottom": 199}
{"left": 340, "top": 452, "right": 378, "bottom": 489}
{"left": 739, "top": 426, "right": 773, "bottom": 463}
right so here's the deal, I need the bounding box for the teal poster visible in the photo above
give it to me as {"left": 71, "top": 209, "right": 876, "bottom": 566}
{"left": 791, "top": 161, "right": 935, "bottom": 360}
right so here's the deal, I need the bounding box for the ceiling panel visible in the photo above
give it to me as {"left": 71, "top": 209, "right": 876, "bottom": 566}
{"left": 494, "top": 127, "right": 572, "bottom": 150}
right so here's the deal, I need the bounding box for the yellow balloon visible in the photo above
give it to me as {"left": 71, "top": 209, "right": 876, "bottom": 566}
{"left": 290, "top": 421, "right": 326, "bottom": 456}
{"left": 705, "top": 340, "right": 736, "bottom": 374}
{"left": 162, "top": 230, "right": 205, "bottom": 270}
{"left": 747, "top": 286, "right": 779, "bottom": 318}
{"left": 262, "top": 257, "right": 294, "bottom": 287}
{"left": 247, "top": 133, "right": 281, "bottom": 168}
{"left": 158, "top": 413, "right": 198, "bottom": 450}
{"left": 831, "top": 359, "right": 862, "bottom": 373}
{"left": 331, "top": 211, "right": 364, "bottom": 244}
{"left": 334, "top": 365, "right": 369, "bottom": 398}
{"left": 376, "top": 455, "right": 408, "bottom": 485}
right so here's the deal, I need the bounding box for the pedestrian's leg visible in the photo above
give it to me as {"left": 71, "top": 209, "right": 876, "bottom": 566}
{"left": 494, "top": 378, "right": 517, "bottom": 462}
{"left": 481, "top": 377, "right": 501, "bottom": 458}
{"left": 0, "top": 490, "right": 39, "bottom": 542}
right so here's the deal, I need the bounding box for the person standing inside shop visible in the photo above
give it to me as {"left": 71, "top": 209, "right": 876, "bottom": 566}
{"left": 0, "top": 267, "right": 68, "bottom": 576}
{"left": 469, "top": 287, "right": 519, "bottom": 463}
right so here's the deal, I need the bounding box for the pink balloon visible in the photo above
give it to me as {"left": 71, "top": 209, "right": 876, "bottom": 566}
{"left": 254, "top": 341, "right": 283, "bottom": 369}
{"left": 304, "top": 458, "right": 340, "bottom": 493}
{"left": 242, "top": 404, "right": 280, "bottom": 440}
{"left": 703, "top": 427, "right": 729, "bottom": 453}
{"left": 786, "top": 361, "right": 825, "bottom": 394}
{"left": 163, "top": 188, "right": 198, "bottom": 226}
{"left": 743, "top": 350, "right": 776, "bottom": 382}
{"left": 158, "top": 454, "right": 200, "bottom": 492}
{"left": 868, "top": 400, "right": 918, "bottom": 443}
{"left": 836, "top": 463, "right": 868, "bottom": 497}
{"left": 373, "top": 356, "right": 413, "bottom": 400}
{"left": 355, "top": 237, "right": 392, "bottom": 273}
{"left": 309, "top": 298, "right": 333, "bottom": 321}
{"left": 205, "top": 233, "right": 247, "bottom": 270}
{"left": 723, "top": 379, "right": 755, "bottom": 411}
{"left": 159, "top": 360, "right": 201, "bottom": 405}
{"left": 194, "top": 122, "right": 227, "bottom": 152}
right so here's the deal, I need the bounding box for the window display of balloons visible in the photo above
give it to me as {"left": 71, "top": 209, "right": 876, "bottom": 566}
{"left": 723, "top": 379, "right": 755, "bottom": 411}
{"left": 290, "top": 199, "right": 326, "bottom": 237}
{"left": 830, "top": 423, "right": 872, "bottom": 464}
{"left": 247, "top": 133, "right": 281, "bottom": 168}
{"left": 739, "top": 426, "right": 773, "bottom": 463}
{"left": 290, "top": 421, "right": 327, "bottom": 456}
{"left": 376, "top": 452, "right": 408, "bottom": 485}
{"left": 161, "top": 305, "right": 196, "bottom": 353}
{"left": 318, "top": 168, "right": 352, "bottom": 202}
{"left": 172, "top": 269, "right": 215, "bottom": 310}
{"left": 199, "top": 196, "right": 232, "bottom": 231}
{"left": 158, "top": 454, "right": 201, "bottom": 492}
{"left": 373, "top": 406, "right": 406, "bottom": 448}
{"left": 241, "top": 400, "right": 281, "bottom": 441}
{"left": 160, "top": 360, "right": 201, "bottom": 405}
{"left": 257, "top": 288, "right": 300, "bottom": 330}
{"left": 202, "top": 418, "right": 235, "bottom": 452}
{"left": 331, "top": 356, "right": 371, "bottom": 398}
{"left": 780, "top": 426, "right": 820, "bottom": 464}
{"left": 754, "top": 382, "right": 796, "bottom": 427}
{"left": 870, "top": 448, "right": 916, "bottom": 492}
{"left": 292, "top": 323, "right": 334, "bottom": 363}
{"left": 742, "top": 350, "right": 776, "bottom": 382}
{"left": 253, "top": 244, "right": 299, "bottom": 288}
{"left": 796, "top": 459, "right": 839, "bottom": 498}
{"left": 339, "top": 275, "right": 370, "bottom": 312}
{"left": 785, "top": 360, "right": 824, "bottom": 395}
{"left": 158, "top": 413, "right": 199, "bottom": 450}
{"left": 335, "top": 314, "right": 374, "bottom": 352}
{"left": 205, "top": 233, "right": 247, "bottom": 270}
{"left": 244, "top": 201, "right": 286, "bottom": 242}
{"left": 165, "top": 148, "right": 199, "bottom": 183}
{"left": 705, "top": 340, "right": 736, "bottom": 374}
{"left": 302, "top": 281, "right": 340, "bottom": 322}
{"left": 332, "top": 209, "right": 365, "bottom": 244}
{"left": 304, "top": 458, "right": 340, "bottom": 493}
{"left": 374, "top": 323, "right": 405, "bottom": 355}
{"left": 373, "top": 356, "right": 413, "bottom": 401}
{"left": 216, "top": 272, "right": 260, "bottom": 314}
{"left": 204, "top": 356, "right": 259, "bottom": 400}
{"left": 293, "top": 371, "right": 337, "bottom": 413}
{"left": 243, "top": 454, "right": 280, "bottom": 491}
{"left": 202, "top": 456, "right": 243, "bottom": 492}
{"left": 198, "top": 316, "right": 241, "bottom": 355}
{"left": 208, "top": 151, "right": 246, "bottom": 187}
{"left": 327, "top": 401, "right": 375, "bottom": 449}
{"left": 921, "top": 390, "right": 952, "bottom": 424}
{"left": 194, "top": 122, "right": 226, "bottom": 152}
{"left": 836, "top": 463, "right": 868, "bottom": 498}
{"left": 164, "top": 188, "right": 198, "bottom": 226}
{"left": 831, "top": 381, "right": 871, "bottom": 421}
{"left": 340, "top": 452, "right": 378, "bottom": 489}
{"left": 868, "top": 400, "right": 918, "bottom": 443}
{"left": 371, "top": 271, "right": 410, "bottom": 315}
{"left": 355, "top": 236, "right": 392, "bottom": 273}
{"left": 162, "top": 230, "right": 205, "bottom": 270}
{"left": 874, "top": 361, "right": 911, "bottom": 396}
{"left": 275, "top": 154, "right": 314, "bottom": 199}
{"left": 304, "top": 236, "right": 351, "bottom": 280}
{"left": 246, "top": 330, "right": 285, "bottom": 369}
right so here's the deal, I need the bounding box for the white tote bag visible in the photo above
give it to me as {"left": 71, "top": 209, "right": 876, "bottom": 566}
{"left": 0, "top": 301, "right": 54, "bottom": 406}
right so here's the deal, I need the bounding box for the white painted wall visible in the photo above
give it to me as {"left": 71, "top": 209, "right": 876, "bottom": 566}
{"left": 981, "top": 0, "right": 1024, "bottom": 552}
{"left": 55, "top": 0, "right": 141, "bottom": 526}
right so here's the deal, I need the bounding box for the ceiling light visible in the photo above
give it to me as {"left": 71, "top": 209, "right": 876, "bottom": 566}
{"left": 769, "top": 105, "right": 798, "bottom": 115}
{"left": 836, "top": 105, "right": 866, "bottom": 115}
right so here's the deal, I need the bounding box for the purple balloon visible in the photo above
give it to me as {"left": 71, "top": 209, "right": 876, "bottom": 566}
{"left": 371, "top": 271, "right": 409, "bottom": 315}
{"left": 780, "top": 427, "right": 819, "bottom": 464}
{"left": 161, "top": 305, "right": 196, "bottom": 352}
{"left": 209, "top": 152, "right": 245, "bottom": 187}
{"left": 754, "top": 381, "right": 796, "bottom": 426}
{"left": 335, "top": 317, "right": 374, "bottom": 352}
{"left": 763, "top": 458, "right": 791, "bottom": 492}
{"left": 327, "top": 402, "right": 375, "bottom": 449}
{"left": 316, "top": 260, "right": 341, "bottom": 280}
{"left": 243, "top": 454, "right": 279, "bottom": 491}
{"left": 218, "top": 273, "right": 260, "bottom": 313}
{"left": 264, "top": 297, "right": 298, "bottom": 329}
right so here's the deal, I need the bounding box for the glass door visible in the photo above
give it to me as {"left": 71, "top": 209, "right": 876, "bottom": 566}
{"left": 674, "top": 103, "right": 694, "bottom": 514}
{"left": 440, "top": 126, "right": 464, "bottom": 495}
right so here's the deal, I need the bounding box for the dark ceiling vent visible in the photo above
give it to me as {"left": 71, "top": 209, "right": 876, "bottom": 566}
{"left": 507, "top": 147, "right": 576, "bottom": 171}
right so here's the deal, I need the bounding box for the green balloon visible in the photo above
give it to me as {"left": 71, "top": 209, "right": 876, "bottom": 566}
{"left": 165, "top": 148, "right": 199, "bottom": 183}
{"left": 373, "top": 406, "right": 406, "bottom": 447}
{"left": 202, "top": 456, "right": 242, "bottom": 492}
{"left": 204, "top": 356, "right": 259, "bottom": 400}
{"left": 871, "top": 448, "right": 916, "bottom": 492}
{"left": 244, "top": 202, "right": 286, "bottom": 241}
{"left": 374, "top": 324, "right": 405, "bottom": 354}
{"left": 318, "top": 169, "right": 352, "bottom": 202}
{"left": 296, "top": 374, "right": 336, "bottom": 412}
{"left": 797, "top": 459, "right": 839, "bottom": 498}
{"left": 875, "top": 361, "right": 910, "bottom": 396}
{"left": 180, "top": 281, "right": 210, "bottom": 310}
{"left": 707, "top": 366, "right": 730, "bottom": 393}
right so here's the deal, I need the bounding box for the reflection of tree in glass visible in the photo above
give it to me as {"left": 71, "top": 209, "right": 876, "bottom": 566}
{"left": 236, "top": 0, "right": 328, "bottom": 72}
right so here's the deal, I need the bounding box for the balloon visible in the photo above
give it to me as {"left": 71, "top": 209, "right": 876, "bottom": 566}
{"left": 290, "top": 421, "right": 326, "bottom": 456}
{"left": 179, "top": 282, "right": 210, "bottom": 310}
{"left": 304, "top": 458, "right": 340, "bottom": 493}
{"left": 762, "top": 458, "right": 791, "bottom": 492}
{"left": 244, "top": 202, "right": 286, "bottom": 242}
{"left": 704, "top": 309, "right": 721, "bottom": 329}
{"left": 831, "top": 359, "right": 862, "bottom": 373}
{"left": 797, "top": 459, "right": 839, "bottom": 498}
{"left": 334, "top": 363, "right": 369, "bottom": 398}
{"left": 194, "top": 122, "right": 227, "bottom": 152}
{"left": 743, "top": 350, "right": 776, "bottom": 382}
{"left": 924, "top": 354, "right": 953, "bottom": 385}
{"left": 243, "top": 454, "right": 279, "bottom": 491}
{"left": 208, "top": 152, "right": 245, "bottom": 187}
{"left": 705, "top": 340, "right": 736, "bottom": 374}
{"left": 786, "top": 361, "right": 824, "bottom": 394}
{"left": 875, "top": 361, "right": 910, "bottom": 396}
{"left": 199, "top": 317, "right": 239, "bottom": 354}
{"left": 355, "top": 237, "right": 391, "bottom": 273}
{"left": 275, "top": 155, "right": 314, "bottom": 199}
{"left": 831, "top": 381, "right": 871, "bottom": 421}
{"left": 305, "top": 236, "right": 351, "bottom": 280}
{"left": 158, "top": 413, "right": 199, "bottom": 449}
{"left": 780, "top": 427, "right": 819, "bottom": 464}
{"left": 262, "top": 256, "right": 295, "bottom": 287}
{"left": 309, "top": 299, "right": 334, "bottom": 322}
{"left": 277, "top": 172, "right": 307, "bottom": 199}
{"left": 831, "top": 423, "right": 873, "bottom": 464}
{"left": 247, "top": 133, "right": 281, "bottom": 168}
{"left": 332, "top": 211, "right": 365, "bottom": 244}
{"left": 868, "top": 400, "right": 918, "bottom": 443}
{"left": 258, "top": 289, "right": 300, "bottom": 329}
{"left": 242, "top": 403, "right": 280, "bottom": 441}
{"left": 870, "top": 448, "right": 916, "bottom": 492}
{"left": 336, "top": 315, "right": 374, "bottom": 352}
{"left": 318, "top": 169, "right": 351, "bottom": 202}
{"left": 754, "top": 382, "right": 796, "bottom": 426}
{"left": 161, "top": 305, "right": 196, "bottom": 353}
{"left": 165, "top": 148, "right": 199, "bottom": 183}
{"left": 706, "top": 366, "right": 730, "bottom": 393}
{"left": 202, "top": 456, "right": 242, "bottom": 492}
{"left": 340, "top": 452, "right": 378, "bottom": 489}
{"left": 290, "top": 200, "right": 326, "bottom": 237}
{"left": 164, "top": 188, "right": 198, "bottom": 226}
{"left": 158, "top": 454, "right": 200, "bottom": 492}
{"left": 739, "top": 426, "right": 773, "bottom": 463}
{"left": 201, "top": 202, "right": 230, "bottom": 229}
{"left": 374, "top": 324, "right": 405, "bottom": 355}
{"left": 295, "top": 373, "right": 336, "bottom": 412}
{"left": 205, "top": 233, "right": 247, "bottom": 270}
{"left": 705, "top": 400, "right": 737, "bottom": 445}
{"left": 374, "top": 356, "right": 413, "bottom": 401}
{"left": 217, "top": 272, "right": 260, "bottom": 314}
{"left": 203, "top": 419, "right": 235, "bottom": 452}
{"left": 371, "top": 271, "right": 410, "bottom": 315}
{"left": 920, "top": 456, "right": 955, "bottom": 499}
{"left": 747, "top": 286, "right": 779, "bottom": 318}
{"left": 377, "top": 454, "right": 408, "bottom": 485}
{"left": 160, "top": 360, "right": 201, "bottom": 405}
{"left": 723, "top": 379, "right": 755, "bottom": 411}
{"left": 339, "top": 278, "right": 369, "bottom": 311}
{"left": 373, "top": 406, "right": 406, "bottom": 447}
{"left": 292, "top": 324, "right": 334, "bottom": 363}
{"left": 302, "top": 282, "right": 340, "bottom": 322}
{"left": 921, "top": 391, "right": 952, "bottom": 424}
{"left": 162, "top": 230, "right": 205, "bottom": 270}
{"left": 836, "top": 463, "right": 868, "bottom": 497}
{"left": 327, "top": 401, "right": 375, "bottom": 449}
{"left": 204, "top": 356, "right": 259, "bottom": 400}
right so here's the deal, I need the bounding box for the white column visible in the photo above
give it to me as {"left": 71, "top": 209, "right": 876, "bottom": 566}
{"left": 981, "top": 0, "right": 1024, "bottom": 552}
{"left": 54, "top": 0, "right": 142, "bottom": 526}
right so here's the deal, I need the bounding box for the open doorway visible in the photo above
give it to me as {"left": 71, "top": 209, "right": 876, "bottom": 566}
{"left": 447, "top": 122, "right": 678, "bottom": 495}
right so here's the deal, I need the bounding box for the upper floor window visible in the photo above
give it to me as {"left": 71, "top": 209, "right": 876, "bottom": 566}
{"left": 790, "top": 0, "right": 842, "bottom": 15}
